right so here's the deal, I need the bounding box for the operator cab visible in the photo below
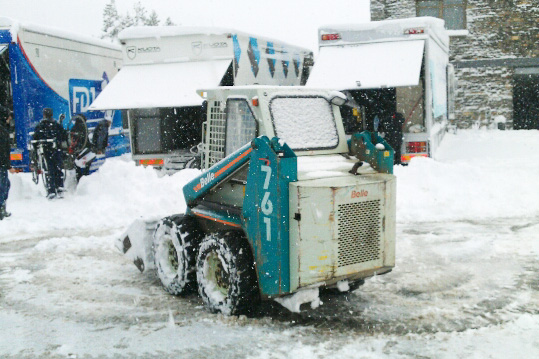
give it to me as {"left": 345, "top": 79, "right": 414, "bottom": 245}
{"left": 199, "top": 86, "right": 351, "bottom": 169}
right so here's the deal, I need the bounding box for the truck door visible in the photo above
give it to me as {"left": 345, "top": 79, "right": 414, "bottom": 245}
{"left": 0, "top": 44, "right": 15, "bottom": 148}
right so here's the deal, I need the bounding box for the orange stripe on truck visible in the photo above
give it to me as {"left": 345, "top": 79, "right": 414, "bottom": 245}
{"left": 215, "top": 148, "right": 252, "bottom": 178}
{"left": 192, "top": 211, "right": 241, "bottom": 228}
{"left": 193, "top": 147, "right": 252, "bottom": 192}
{"left": 10, "top": 153, "right": 23, "bottom": 161}
{"left": 139, "top": 159, "right": 164, "bottom": 166}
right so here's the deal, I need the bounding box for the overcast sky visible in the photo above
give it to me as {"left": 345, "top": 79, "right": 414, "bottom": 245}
{"left": 0, "top": 0, "right": 370, "bottom": 50}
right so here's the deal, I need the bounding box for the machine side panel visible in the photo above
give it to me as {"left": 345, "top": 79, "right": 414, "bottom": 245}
{"left": 242, "top": 136, "right": 297, "bottom": 297}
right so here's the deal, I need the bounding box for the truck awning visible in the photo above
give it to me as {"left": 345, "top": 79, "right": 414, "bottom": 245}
{"left": 307, "top": 40, "right": 425, "bottom": 90}
{"left": 89, "top": 59, "right": 232, "bottom": 110}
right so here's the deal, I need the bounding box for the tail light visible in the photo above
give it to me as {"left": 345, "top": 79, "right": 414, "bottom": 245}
{"left": 406, "top": 141, "right": 427, "bottom": 153}
{"left": 321, "top": 33, "right": 341, "bottom": 41}
{"left": 10, "top": 153, "right": 22, "bottom": 161}
{"left": 404, "top": 27, "right": 425, "bottom": 35}
{"left": 139, "top": 159, "right": 164, "bottom": 166}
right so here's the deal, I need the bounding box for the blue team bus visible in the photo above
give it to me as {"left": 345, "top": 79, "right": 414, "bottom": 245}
{"left": 0, "top": 17, "right": 130, "bottom": 172}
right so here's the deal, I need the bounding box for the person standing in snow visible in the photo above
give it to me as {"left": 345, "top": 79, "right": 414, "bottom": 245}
{"left": 0, "top": 105, "right": 13, "bottom": 219}
{"left": 32, "top": 108, "right": 68, "bottom": 199}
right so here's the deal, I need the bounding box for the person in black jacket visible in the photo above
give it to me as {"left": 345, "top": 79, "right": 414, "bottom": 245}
{"left": 0, "top": 106, "right": 13, "bottom": 218}
{"left": 32, "top": 108, "right": 68, "bottom": 199}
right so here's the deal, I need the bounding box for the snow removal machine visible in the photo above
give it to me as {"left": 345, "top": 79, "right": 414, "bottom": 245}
{"left": 119, "top": 86, "right": 396, "bottom": 315}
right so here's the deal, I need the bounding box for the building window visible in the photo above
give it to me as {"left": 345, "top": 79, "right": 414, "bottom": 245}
{"left": 417, "top": 0, "right": 467, "bottom": 30}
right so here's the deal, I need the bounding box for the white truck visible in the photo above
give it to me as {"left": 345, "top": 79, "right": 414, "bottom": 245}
{"left": 90, "top": 26, "right": 313, "bottom": 171}
{"left": 307, "top": 17, "right": 456, "bottom": 163}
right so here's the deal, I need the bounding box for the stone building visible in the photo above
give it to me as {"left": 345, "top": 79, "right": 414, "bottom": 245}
{"left": 371, "top": 0, "right": 539, "bottom": 129}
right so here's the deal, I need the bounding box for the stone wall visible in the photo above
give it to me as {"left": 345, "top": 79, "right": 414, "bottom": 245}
{"left": 370, "top": 0, "right": 539, "bottom": 128}
{"left": 371, "top": 0, "right": 416, "bottom": 21}
{"left": 451, "top": 0, "right": 538, "bottom": 61}
{"left": 455, "top": 66, "right": 513, "bottom": 127}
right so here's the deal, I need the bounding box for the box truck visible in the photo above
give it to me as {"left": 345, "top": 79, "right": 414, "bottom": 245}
{"left": 89, "top": 26, "right": 313, "bottom": 171}
{"left": 307, "top": 17, "right": 456, "bottom": 163}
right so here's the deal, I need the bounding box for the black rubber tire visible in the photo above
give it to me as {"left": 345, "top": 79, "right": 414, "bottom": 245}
{"left": 196, "top": 231, "right": 259, "bottom": 315}
{"left": 40, "top": 154, "right": 50, "bottom": 192}
{"left": 153, "top": 215, "right": 203, "bottom": 295}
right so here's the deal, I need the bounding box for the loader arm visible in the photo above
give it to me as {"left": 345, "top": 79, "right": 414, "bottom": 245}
{"left": 183, "top": 143, "right": 253, "bottom": 206}
{"left": 349, "top": 131, "right": 394, "bottom": 174}
{"left": 183, "top": 136, "right": 298, "bottom": 297}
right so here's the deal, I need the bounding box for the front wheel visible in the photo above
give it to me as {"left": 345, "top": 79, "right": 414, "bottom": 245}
{"left": 196, "top": 231, "right": 259, "bottom": 315}
{"left": 39, "top": 154, "right": 50, "bottom": 192}
{"left": 153, "top": 215, "right": 203, "bottom": 295}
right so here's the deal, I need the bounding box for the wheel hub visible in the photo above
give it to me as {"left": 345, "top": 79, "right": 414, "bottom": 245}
{"left": 167, "top": 239, "right": 179, "bottom": 271}
{"left": 206, "top": 252, "right": 229, "bottom": 295}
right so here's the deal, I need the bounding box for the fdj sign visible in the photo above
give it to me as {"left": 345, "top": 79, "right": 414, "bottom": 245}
{"left": 69, "top": 79, "right": 104, "bottom": 115}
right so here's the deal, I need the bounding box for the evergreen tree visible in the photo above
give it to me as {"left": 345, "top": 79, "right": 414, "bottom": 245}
{"left": 133, "top": 2, "right": 148, "bottom": 26}
{"left": 121, "top": 13, "right": 135, "bottom": 30}
{"left": 146, "top": 10, "right": 160, "bottom": 26}
{"left": 102, "top": 0, "right": 121, "bottom": 40}
{"left": 101, "top": 1, "right": 175, "bottom": 41}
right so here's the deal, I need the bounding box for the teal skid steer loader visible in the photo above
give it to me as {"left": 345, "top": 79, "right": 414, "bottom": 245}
{"left": 119, "top": 86, "right": 396, "bottom": 315}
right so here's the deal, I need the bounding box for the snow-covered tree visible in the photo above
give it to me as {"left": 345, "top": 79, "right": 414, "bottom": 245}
{"left": 146, "top": 10, "right": 160, "bottom": 26}
{"left": 101, "top": 1, "right": 175, "bottom": 41}
{"left": 133, "top": 2, "right": 148, "bottom": 26}
{"left": 102, "top": 0, "right": 121, "bottom": 40}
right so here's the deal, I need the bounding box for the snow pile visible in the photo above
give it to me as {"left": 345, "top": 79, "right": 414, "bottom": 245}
{"left": 297, "top": 155, "right": 375, "bottom": 180}
{"left": 396, "top": 129, "right": 539, "bottom": 222}
{"left": 270, "top": 97, "right": 338, "bottom": 150}
{"left": 0, "top": 155, "right": 200, "bottom": 241}
{"left": 274, "top": 287, "right": 321, "bottom": 313}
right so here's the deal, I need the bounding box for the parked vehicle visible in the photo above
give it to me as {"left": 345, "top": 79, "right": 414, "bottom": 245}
{"left": 89, "top": 26, "right": 313, "bottom": 172}
{"left": 0, "top": 17, "right": 130, "bottom": 173}
{"left": 119, "top": 86, "right": 396, "bottom": 315}
{"left": 307, "top": 17, "right": 456, "bottom": 163}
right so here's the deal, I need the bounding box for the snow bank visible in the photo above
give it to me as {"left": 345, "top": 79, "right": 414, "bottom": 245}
{"left": 396, "top": 129, "right": 539, "bottom": 222}
{"left": 0, "top": 155, "right": 200, "bottom": 241}
{"left": 2, "top": 129, "right": 539, "bottom": 240}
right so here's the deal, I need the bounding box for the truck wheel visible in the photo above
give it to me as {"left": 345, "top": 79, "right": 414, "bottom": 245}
{"left": 196, "top": 231, "right": 259, "bottom": 315}
{"left": 153, "top": 215, "right": 202, "bottom": 295}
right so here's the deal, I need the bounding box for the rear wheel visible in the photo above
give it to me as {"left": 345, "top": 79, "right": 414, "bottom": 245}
{"left": 196, "top": 231, "right": 259, "bottom": 315}
{"left": 39, "top": 153, "right": 50, "bottom": 192}
{"left": 153, "top": 215, "right": 202, "bottom": 295}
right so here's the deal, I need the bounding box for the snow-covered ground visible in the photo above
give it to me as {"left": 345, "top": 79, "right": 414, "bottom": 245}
{"left": 1, "top": 129, "right": 538, "bottom": 358}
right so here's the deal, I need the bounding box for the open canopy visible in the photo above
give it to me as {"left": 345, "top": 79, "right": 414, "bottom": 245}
{"left": 89, "top": 59, "right": 231, "bottom": 110}
{"left": 307, "top": 40, "right": 425, "bottom": 90}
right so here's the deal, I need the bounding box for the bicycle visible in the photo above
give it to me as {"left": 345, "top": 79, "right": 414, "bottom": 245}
{"left": 30, "top": 139, "right": 56, "bottom": 191}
